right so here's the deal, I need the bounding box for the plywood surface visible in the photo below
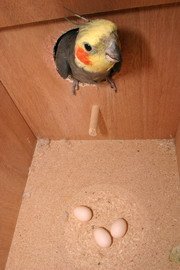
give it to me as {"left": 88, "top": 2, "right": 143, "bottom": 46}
{"left": 65, "top": 0, "right": 180, "bottom": 17}
{"left": 176, "top": 123, "right": 180, "bottom": 176}
{"left": 0, "top": 0, "right": 64, "bottom": 28}
{"left": 6, "top": 139, "right": 180, "bottom": 270}
{"left": 0, "top": 82, "right": 36, "bottom": 270}
{"left": 0, "top": 5, "right": 180, "bottom": 139}
{"left": 0, "top": 0, "right": 179, "bottom": 28}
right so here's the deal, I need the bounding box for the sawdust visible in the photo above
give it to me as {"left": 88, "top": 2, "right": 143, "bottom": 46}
{"left": 6, "top": 140, "right": 180, "bottom": 270}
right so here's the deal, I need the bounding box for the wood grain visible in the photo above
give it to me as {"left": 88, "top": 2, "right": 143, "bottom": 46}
{"left": 64, "top": 0, "right": 180, "bottom": 17}
{"left": 0, "top": 0, "right": 64, "bottom": 28}
{"left": 176, "top": 123, "right": 180, "bottom": 176}
{"left": 0, "top": 82, "right": 36, "bottom": 270}
{"left": 0, "top": 4, "right": 180, "bottom": 139}
{"left": 0, "top": 0, "right": 179, "bottom": 28}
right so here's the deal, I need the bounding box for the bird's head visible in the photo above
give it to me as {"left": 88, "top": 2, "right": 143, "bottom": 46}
{"left": 74, "top": 19, "right": 121, "bottom": 73}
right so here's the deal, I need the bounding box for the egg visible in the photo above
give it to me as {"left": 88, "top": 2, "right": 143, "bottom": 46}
{"left": 73, "top": 206, "right": 93, "bottom": 222}
{"left": 93, "top": 227, "right": 112, "bottom": 248}
{"left": 110, "top": 218, "right": 128, "bottom": 238}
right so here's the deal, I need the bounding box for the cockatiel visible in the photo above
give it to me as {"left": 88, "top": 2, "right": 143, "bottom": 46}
{"left": 54, "top": 19, "right": 122, "bottom": 95}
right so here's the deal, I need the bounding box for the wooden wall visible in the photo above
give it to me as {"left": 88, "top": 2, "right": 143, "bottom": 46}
{"left": 0, "top": 3, "right": 179, "bottom": 139}
{"left": 0, "top": 0, "right": 178, "bottom": 28}
{"left": 176, "top": 123, "right": 180, "bottom": 176}
{"left": 0, "top": 82, "right": 36, "bottom": 269}
{"left": 0, "top": 2, "right": 179, "bottom": 268}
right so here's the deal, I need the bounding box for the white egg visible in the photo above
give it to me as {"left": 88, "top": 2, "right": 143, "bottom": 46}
{"left": 110, "top": 218, "right": 128, "bottom": 238}
{"left": 93, "top": 227, "right": 112, "bottom": 248}
{"left": 73, "top": 206, "right": 93, "bottom": 222}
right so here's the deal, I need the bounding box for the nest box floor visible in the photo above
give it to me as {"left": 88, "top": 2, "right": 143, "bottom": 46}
{"left": 6, "top": 140, "right": 180, "bottom": 270}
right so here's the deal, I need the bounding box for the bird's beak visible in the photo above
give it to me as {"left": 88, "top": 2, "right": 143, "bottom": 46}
{"left": 105, "top": 38, "right": 121, "bottom": 63}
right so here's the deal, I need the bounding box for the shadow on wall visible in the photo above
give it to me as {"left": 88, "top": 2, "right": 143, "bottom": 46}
{"left": 118, "top": 28, "right": 153, "bottom": 77}
{"left": 99, "top": 110, "right": 108, "bottom": 136}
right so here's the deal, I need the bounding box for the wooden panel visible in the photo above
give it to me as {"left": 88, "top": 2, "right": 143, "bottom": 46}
{"left": 0, "top": 82, "right": 36, "bottom": 270}
{"left": 0, "top": 0, "right": 64, "bottom": 28}
{"left": 64, "top": 0, "right": 180, "bottom": 16}
{"left": 0, "top": 5, "right": 180, "bottom": 139}
{"left": 176, "top": 123, "right": 180, "bottom": 176}
{"left": 0, "top": 0, "right": 179, "bottom": 28}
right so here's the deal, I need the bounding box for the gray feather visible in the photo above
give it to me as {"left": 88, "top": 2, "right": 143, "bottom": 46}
{"left": 54, "top": 28, "right": 79, "bottom": 79}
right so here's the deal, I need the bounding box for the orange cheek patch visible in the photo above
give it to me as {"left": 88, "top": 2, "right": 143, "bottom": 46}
{"left": 76, "top": 47, "right": 92, "bottom": 65}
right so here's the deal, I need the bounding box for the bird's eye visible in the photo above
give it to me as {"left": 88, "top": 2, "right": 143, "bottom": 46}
{"left": 84, "top": 43, "right": 92, "bottom": 52}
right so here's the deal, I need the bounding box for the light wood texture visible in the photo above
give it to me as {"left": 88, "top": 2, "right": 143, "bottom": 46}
{"left": 0, "top": 82, "right": 36, "bottom": 270}
{"left": 89, "top": 105, "right": 100, "bottom": 137}
{"left": 0, "top": 5, "right": 180, "bottom": 139}
{"left": 0, "top": 0, "right": 179, "bottom": 28}
{"left": 176, "top": 123, "right": 180, "bottom": 176}
{"left": 6, "top": 140, "right": 180, "bottom": 269}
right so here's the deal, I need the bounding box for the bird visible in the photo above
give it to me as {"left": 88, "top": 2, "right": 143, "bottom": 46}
{"left": 54, "top": 19, "right": 122, "bottom": 95}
